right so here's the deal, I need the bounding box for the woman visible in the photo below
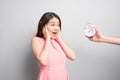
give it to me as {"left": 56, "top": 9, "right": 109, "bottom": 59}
{"left": 31, "top": 12, "right": 76, "bottom": 80}
{"left": 87, "top": 27, "right": 120, "bottom": 45}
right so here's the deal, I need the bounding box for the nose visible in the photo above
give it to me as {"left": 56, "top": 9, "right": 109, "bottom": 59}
{"left": 53, "top": 26, "right": 59, "bottom": 30}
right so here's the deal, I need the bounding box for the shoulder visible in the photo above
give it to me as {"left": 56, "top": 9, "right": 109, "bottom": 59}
{"left": 32, "top": 36, "right": 43, "bottom": 41}
{"left": 32, "top": 36, "right": 39, "bottom": 42}
{"left": 32, "top": 36, "right": 44, "bottom": 44}
{"left": 32, "top": 36, "right": 39, "bottom": 40}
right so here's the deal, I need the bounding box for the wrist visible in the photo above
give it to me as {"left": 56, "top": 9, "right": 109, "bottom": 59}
{"left": 101, "top": 35, "right": 107, "bottom": 42}
{"left": 45, "top": 37, "right": 50, "bottom": 42}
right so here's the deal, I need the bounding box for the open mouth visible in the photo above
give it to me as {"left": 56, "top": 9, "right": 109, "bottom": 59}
{"left": 52, "top": 32, "right": 57, "bottom": 35}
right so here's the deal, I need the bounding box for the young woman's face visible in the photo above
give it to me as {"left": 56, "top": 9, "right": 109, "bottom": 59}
{"left": 46, "top": 17, "right": 61, "bottom": 39}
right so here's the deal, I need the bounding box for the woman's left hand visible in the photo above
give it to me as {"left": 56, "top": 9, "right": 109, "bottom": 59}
{"left": 56, "top": 31, "right": 62, "bottom": 41}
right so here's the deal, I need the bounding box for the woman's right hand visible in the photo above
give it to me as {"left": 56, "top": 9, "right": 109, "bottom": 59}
{"left": 42, "top": 26, "right": 51, "bottom": 40}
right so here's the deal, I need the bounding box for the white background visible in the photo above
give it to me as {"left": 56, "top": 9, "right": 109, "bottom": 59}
{"left": 0, "top": 0, "right": 120, "bottom": 80}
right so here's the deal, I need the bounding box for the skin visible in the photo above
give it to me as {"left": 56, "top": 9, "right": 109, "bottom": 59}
{"left": 87, "top": 27, "right": 120, "bottom": 45}
{"left": 32, "top": 17, "right": 76, "bottom": 66}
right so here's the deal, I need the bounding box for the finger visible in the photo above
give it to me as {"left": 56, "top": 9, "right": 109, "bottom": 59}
{"left": 87, "top": 36, "right": 94, "bottom": 41}
{"left": 45, "top": 26, "right": 47, "bottom": 31}
{"left": 42, "top": 27, "right": 45, "bottom": 33}
{"left": 93, "top": 27, "right": 100, "bottom": 32}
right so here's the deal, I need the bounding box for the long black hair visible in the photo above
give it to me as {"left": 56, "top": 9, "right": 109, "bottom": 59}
{"left": 36, "top": 12, "right": 61, "bottom": 37}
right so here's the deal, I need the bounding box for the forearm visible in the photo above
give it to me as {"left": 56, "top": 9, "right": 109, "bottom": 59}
{"left": 39, "top": 39, "right": 50, "bottom": 66}
{"left": 102, "top": 36, "right": 120, "bottom": 45}
{"left": 57, "top": 38, "right": 76, "bottom": 60}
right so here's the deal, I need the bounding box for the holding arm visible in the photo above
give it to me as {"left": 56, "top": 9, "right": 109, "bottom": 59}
{"left": 87, "top": 27, "right": 120, "bottom": 45}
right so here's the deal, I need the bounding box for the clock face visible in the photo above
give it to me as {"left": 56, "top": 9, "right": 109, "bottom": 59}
{"left": 84, "top": 25, "right": 96, "bottom": 37}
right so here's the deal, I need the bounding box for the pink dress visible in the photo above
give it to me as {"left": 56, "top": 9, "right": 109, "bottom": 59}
{"left": 37, "top": 38, "right": 69, "bottom": 80}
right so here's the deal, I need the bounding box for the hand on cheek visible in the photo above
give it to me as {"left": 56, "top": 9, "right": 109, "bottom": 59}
{"left": 43, "top": 26, "right": 51, "bottom": 39}
{"left": 56, "top": 31, "right": 61, "bottom": 41}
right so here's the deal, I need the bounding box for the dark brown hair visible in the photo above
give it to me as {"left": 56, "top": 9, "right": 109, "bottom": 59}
{"left": 36, "top": 12, "right": 61, "bottom": 37}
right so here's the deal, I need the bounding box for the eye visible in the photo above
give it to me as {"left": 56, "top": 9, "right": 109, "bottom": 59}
{"left": 50, "top": 23, "right": 55, "bottom": 26}
{"left": 58, "top": 24, "right": 60, "bottom": 27}
{"left": 57, "top": 23, "right": 60, "bottom": 27}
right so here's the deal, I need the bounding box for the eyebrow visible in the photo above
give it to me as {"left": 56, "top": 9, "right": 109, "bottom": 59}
{"left": 50, "top": 22, "right": 59, "bottom": 24}
{"left": 50, "top": 22, "right": 55, "bottom": 23}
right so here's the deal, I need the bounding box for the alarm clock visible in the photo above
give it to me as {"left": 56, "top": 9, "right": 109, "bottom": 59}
{"left": 84, "top": 24, "right": 96, "bottom": 37}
